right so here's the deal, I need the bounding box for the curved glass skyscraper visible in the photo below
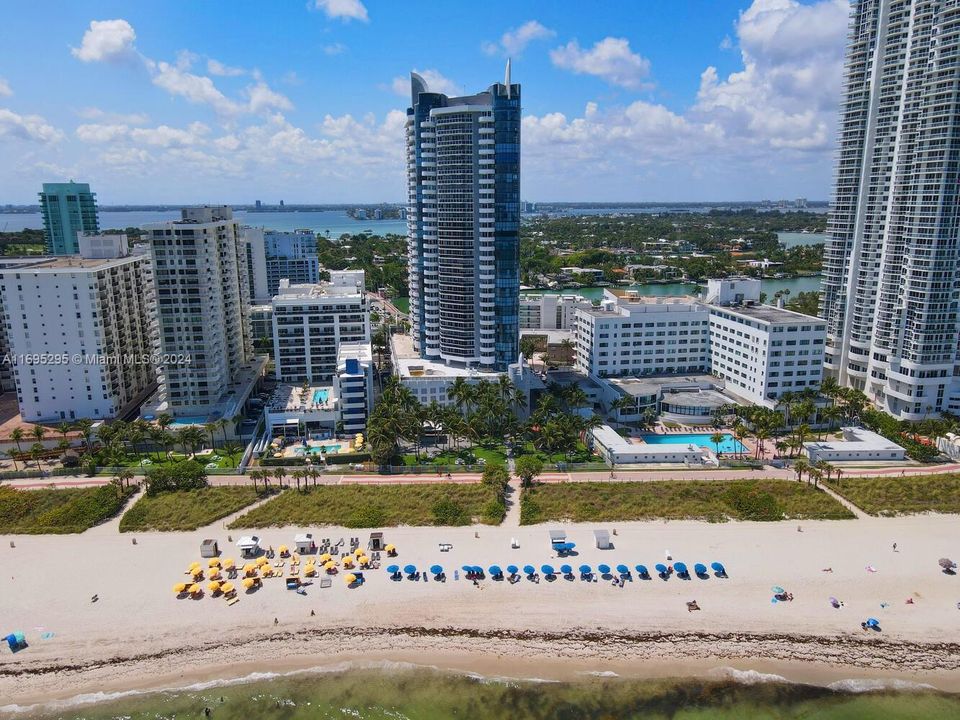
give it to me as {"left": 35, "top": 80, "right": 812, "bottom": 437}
{"left": 406, "top": 66, "right": 520, "bottom": 371}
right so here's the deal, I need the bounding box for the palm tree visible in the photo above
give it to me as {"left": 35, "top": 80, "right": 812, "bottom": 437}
{"left": 731, "top": 421, "right": 747, "bottom": 459}
{"left": 775, "top": 440, "right": 788, "bottom": 459}
{"left": 231, "top": 414, "right": 245, "bottom": 444}
{"left": 74, "top": 418, "right": 95, "bottom": 452}
{"left": 203, "top": 422, "right": 219, "bottom": 452}
{"left": 10, "top": 427, "right": 24, "bottom": 458}
{"left": 710, "top": 431, "right": 725, "bottom": 457}
{"left": 217, "top": 418, "right": 229, "bottom": 446}
{"left": 793, "top": 457, "right": 810, "bottom": 483}
{"left": 56, "top": 421, "right": 72, "bottom": 442}
{"left": 0, "top": 448, "right": 18, "bottom": 471}
{"left": 292, "top": 469, "right": 306, "bottom": 492}
{"left": 815, "top": 460, "right": 834, "bottom": 484}
{"left": 31, "top": 424, "right": 46, "bottom": 445}
{"left": 29, "top": 442, "right": 44, "bottom": 472}
{"left": 273, "top": 466, "right": 287, "bottom": 489}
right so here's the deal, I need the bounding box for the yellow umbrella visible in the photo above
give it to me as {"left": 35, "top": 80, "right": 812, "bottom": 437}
{"left": 208, "top": 558, "right": 221, "bottom": 568}
{"left": 173, "top": 582, "right": 187, "bottom": 593}
{"left": 209, "top": 569, "right": 222, "bottom": 580}
{"left": 342, "top": 557, "right": 355, "bottom": 568}
{"left": 324, "top": 561, "right": 336, "bottom": 571}
{"left": 221, "top": 582, "right": 235, "bottom": 594}
{"left": 256, "top": 556, "right": 269, "bottom": 566}
{"left": 207, "top": 581, "right": 221, "bottom": 593}
{"left": 385, "top": 544, "right": 396, "bottom": 552}
{"left": 241, "top": 577, "right": 256, "bottom": 589}
{"left": 358, "top": 555, "right": 369, "bottom": 567}
{"left": 189, "top": 561, "right": 202, "bottom": 568}
{"left": 190, "top": 567, "right": 204, "bottom": 578}
{"left": 261, "top": 566, "right": 273, "bottom": 577}
{"left": 320, "top": 553, "right": 332, "bottom": 563}
{"left": 223, "top": 558, "right": 235, "bottom": 569}
{"left": 243, "top": 563, "right": 257, "bottom": 575}
{"left": 345, "top": 573, "right": 357, "bottom": 584}
{"left": 189, "top": 583, "right": 202, "bottom": 594}
{"left": 354, "top": 548, "right": 365, "bottom": 557}
{"left": 278, "top": 545, "right": 289, "bottom": 554}
{"left": 304, "top": 564, "right": 316, "bottom": 576}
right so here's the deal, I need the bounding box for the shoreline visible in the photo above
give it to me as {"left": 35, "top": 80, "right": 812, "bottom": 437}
{"left": 4, "top": 624, "right": 960, "bottom": 712}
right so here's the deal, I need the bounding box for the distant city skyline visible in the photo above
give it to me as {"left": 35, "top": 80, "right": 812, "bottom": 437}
{"left": 0, "top": 1, "right": 849, "bottom": 204}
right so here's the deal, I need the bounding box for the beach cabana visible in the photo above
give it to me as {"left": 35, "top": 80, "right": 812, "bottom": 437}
{"left": 236, "top": 535, "right": 261, "bottom": 559}
{"left": 200, "top": 539, "right": 219, "bottom": 558}
{"left": 368, "top": 532, "right": 384, "bottom": 551}
{"left": 593, "top": 530, "right": 611, "bottom": 550}
{"left": 295, "top": 533, "right": 317, "bottom": 555}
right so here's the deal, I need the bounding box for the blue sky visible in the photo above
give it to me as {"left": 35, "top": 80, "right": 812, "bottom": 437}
{"left": 0, "top": 0, "right": 850, "bottom": 204}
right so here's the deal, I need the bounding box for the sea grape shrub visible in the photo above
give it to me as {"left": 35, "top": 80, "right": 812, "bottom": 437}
{"left": 143, "top": 460, "right": 208, "bottom": 496}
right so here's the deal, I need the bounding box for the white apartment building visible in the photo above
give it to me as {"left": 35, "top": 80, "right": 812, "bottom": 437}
{"left": 271, "top": 270, "right": 369, "bottom": 384}
{"left": 820, "top": 0, "right": 960, "bottom": 419}
{"left": 0, "top": 257, "right": 50, "bottom": 393}
{"left": 143, "top": 206, "right": 260, "bottom": 420}
{"left": 243, "top": 227, "right": 320, "bottom": 303}
{"left": 520, "top": 293, "right": 593, "bottom": 330}
{"left": 0, "top": 234, "right": 156, "bottom": 421}
{"left": 574, "top": 296, "right": 711, "bottom": 379}
{"left": 573, "top": 279, "right": 826, "bottom": 408}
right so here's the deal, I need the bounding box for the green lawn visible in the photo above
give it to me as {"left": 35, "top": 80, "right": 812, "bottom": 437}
{"left": 402, "top": 445, "right": 508, "bottom": 468}
{"left": 520, "top": 480, "right": 855, "bottom": 525}
{"left": 100, "top": 450, "right": 243, "bottom": 471}
{"left": 392, "top": 296, "right": 410, "bottom": 314}
{"left": 119, "top": 486, "right": 266, "bottom": 532}
{"left": 517, "top": 441, "right": 596, "bottom": 464}
{"left": 825, "top": 474, "right": 960, "bottom": 516}
{"left": 0, "top": 484, "right": 135, "bottom": 534}
{"left": 230, "top": 483, "right": 505, "bottom": 528}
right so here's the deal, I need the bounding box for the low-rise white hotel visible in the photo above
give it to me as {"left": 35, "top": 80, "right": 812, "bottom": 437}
{"left": 0, "top": 234, "right": 156, "bottom": 421}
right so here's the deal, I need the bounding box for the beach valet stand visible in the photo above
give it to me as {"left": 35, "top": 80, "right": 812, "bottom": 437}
{"left": 236, "top": 535, "right": 261, "bottom": 559}
{"left": 295, "top": 533, "right": 317, "bottom": 555}
{"left": 549, "top": 529, "right": 567, "bottom": 551}
{"left": 200, "top": 538, "right": 219, "bottom": 559}
{"left": 593, "top": 529, "right": 612, "bottom": 550}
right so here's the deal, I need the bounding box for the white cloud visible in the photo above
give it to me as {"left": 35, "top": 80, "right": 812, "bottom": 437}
{"left": 130, "top": 122, "right": 209, "bottom": 148}
{"left": 245, "top": 81, "right": 294, "bottom": 114}
{"left": 483, "top": 20, "right": 555, "bottom": 56}
{"left": 76, "top": 123, "right": 130, "bottom": 143}
{"left": 0, "top": 108, "right": 63, "bottom": 143}
{"left": 207, "top": 58, "right": 246, "bottom": 77}
{"left": 323, "top": 43, "right": 347, "bottom": 56}
{"left": 76, "top": 107, "right": 149, "bottom": 125}
{"left": 391, "top": 69, "right": 459, "bottom": 98}
{"left": 0, "top": 78, "right": 11, "bottom": 97}
{"left": 152, "top": 61, "right": 244, "bottom": 116}
{"left": 71, "top": 19, "right": 137, "bottom": 63}
{"left": 550, "top": 37, "right": 653, "bottom": 90}
{"left": 314, "top": 0, "right": 368, "bottom": 22}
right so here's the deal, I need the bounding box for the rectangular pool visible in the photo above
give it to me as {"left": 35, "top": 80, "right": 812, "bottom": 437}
{"left": 641, "top": 433, "right": 745, "bottom": 454}
{"left": 312, "top": 389, "right": 330, "bottom": 404}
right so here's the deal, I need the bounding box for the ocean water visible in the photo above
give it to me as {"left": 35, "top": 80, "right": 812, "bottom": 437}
{"left": 12, "top": 667, "right": 960, "bottom": 720}
{"left": 519, "top": 275, "right": 823, "bottom": 300}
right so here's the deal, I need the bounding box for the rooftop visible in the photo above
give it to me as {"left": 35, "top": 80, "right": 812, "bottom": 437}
{"left": 804, "top": 427, "right": 905, "bottom": 453}
{"left": 608, "top": 373, "right": 721, "bottom": 398}
{"left": 708, "top": 302, "right": 821, "bottom": 325}
{"left": 392, "top": 334, "right": 502, "bottom": 379}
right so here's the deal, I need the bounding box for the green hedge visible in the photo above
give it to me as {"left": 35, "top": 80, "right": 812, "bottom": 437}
{"left": 323, "top": 451, "right": 371, "bottom": 465}
{"left": 120, "top": 486, "right": 266, "bottom": 532}
{"left": 0, "top": 484, "right": 135, "bottom": 534}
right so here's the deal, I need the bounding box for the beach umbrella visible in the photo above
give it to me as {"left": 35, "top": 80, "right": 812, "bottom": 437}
{"left": 242, "top": 577, "right": 256, "bottom": 589}
{"left": 541, "top": 564, "right": 555, "bottom": 576}
{"left": 710, "top": 562, "right": 726, "bottom": 576}
{"left": 261, "top": 567, "right": 273, "bottom": 578}
{"left": 223, "top": 558, "right": 235, "bottom": 569}
{"left": 488, "top": 565, "right": 502, "bottom": 577}
{"left": 866, "top": 618, "right": 880, "bottom": 628}
{"left": 325, "top": 561, "right": 337, "bottom": 571}
{"left": 189, "top": 583, "right": 202, "bottom": 594}
{"left": 358, "top": 555, "right": 370, "bottom": 566}
{"left": 207, "top": 581, "right": 221, "bottom": 593}
{"left": 404, "top": 564, "right": 417, "bottom": 576}
{"left": 523, "top": 564, "right": 536, "bottom": 576}
{"left": 431, "top": 564, "right": 444, "bottom": 576}
{"left": 506, "top": 564, "right": 519, "bottom": 575}
{"left": 190, "top": 567, "right": 203, "bottom": 577}
{"left": 278, "top": 545, "right": 288, "bottom": 554}
{"left": 636, "top": 565, "right": 649, "bottom": 577}
{"left": 354, "top": 548, "right": 365, "bottom": 557}
{"left": 304, "top": 564, "right": 316, "bottom": 576}
{"left": 209, "top": 569, "right": 222, "bottom": 580}
{"left": 565, "top": 542, "right": 576, "bottom": 550}
{"left": 560, "top": 564, "right": 573, "bottom": 575}
{"left": 256, "top": 556, "right": 269, "bottom": 566}
{"left": 345, "top": 573, "right": 357, "bottom": 585}
{"left": 221, "top": 582, "right": 235, "bottom": 594}
{"left": 655, "top": 563, "right": 668, "bottom": 575}
{"left": 189, "top": 561, "right": 202, "bottom": 569}
{"left": 208, "top": 558, "right": 221, "bottom": 568}
{"left": 385, "top": 544, "right": 396, "bottom": 552}
{"left": 771, "top": 586, "right": 785, "bottom": 594}
{"left": 386, "top": 564, "right": 400, "bottom": 575}
{"left": 320, "top": 553, "right": 332, "bottom": 563}
{"left": 616, "top": 564, "right": 630, "bottom": 575}
{"left": 462, "top": 564, "right": 474, "bottom": 573}
{"left": 173, "top": 582, "right": 187, "bottom": 594}
{"left": 939, "top": 558, "right": 956, "bottom": 570}
{"left": 579, "top": 564, "right": 592, "bottom": 574}
{"left": 598, "top": 564, "right": 611, "bottom": 575}
{"left": 342, "top": 556, "right": 355, "bottom": 567}
{"left": 674, "top": 562, "right": 688, "bottom": 576}
{"left": 472, "top": 566, "right": 485, "bottom": 576}
{"left": 694, "top": 563, "right": 708, "bottom": 577}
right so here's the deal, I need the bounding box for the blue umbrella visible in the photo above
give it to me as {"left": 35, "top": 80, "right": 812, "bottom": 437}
{"left": 674, "top": 562, "right": 688, "bottom": 576}
{"left": 523, "top": 564, "right": 536, "bottom": 576}
{"left": 694, "top": 563, "right": 707, "bottom": 577}
{"left": 598, "top": 564, "right": 611, "bottom": 575}
{"left": 489, "top": 565, "right": 503, "bottom": 576}
{"left": 403, "top": 564, "right": 417, "bottom": 575}
{"left": 565, "top": 542, "right": 576, "bottom": 550}
{"left": 636, "top": 564, "right": 649, "bottom": 577}
{"left": 472, "top": 566, "right": 485, "bottom": 576}
{"left": 541, "top": 564, "right": 555, "bottom": 576}
{"left": 711, "top": 562, "right": 726, "bottom": 576}
{"left": 507, "top": 564, "right": 519, "bottom": 575}
{"left": 430, "top": 564, "right": 443, "bottom": 576}
{"left": 462, "top": 565, "right": 474, "bottom": 573}
{"left": 616, "top": 564, "right": 630, "bottom": 575}
{"left": 655, "top": 563, "right": 668, "bottom": 575}
{"left": 560, "top": 564, "right": 573, "bottom": 575}
{"left": 386, "top": 564, "right": 399, "bottom": 574}
{"left": 579, "top": 564, "right": 592, "bottom": 574}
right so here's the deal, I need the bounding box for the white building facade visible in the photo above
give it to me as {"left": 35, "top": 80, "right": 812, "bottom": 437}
{"left": 820, "top": 0, "right": 960, "bottom": 419}
{"left": 520, "top": 293, "right": 593, "bottom": 330}
{"left": 243, "top": 227, "right": 320, "bottom": 303}
{"left": 0, "top": 234, "right": 156, "bottom": 421}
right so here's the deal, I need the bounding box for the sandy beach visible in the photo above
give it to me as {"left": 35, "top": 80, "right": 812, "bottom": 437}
{"left": 3, "top": 512, "right": 960, "bottom": 710}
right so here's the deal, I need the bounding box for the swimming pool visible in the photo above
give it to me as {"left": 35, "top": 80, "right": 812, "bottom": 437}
{"left": 312, "top": 389, "right": 330, "bottom": 404}
{"left": 168, "top": 416, "right": 209, "bottom": 426}
{"left": 641, "top": 433, "right": 745, "bottom": 454}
